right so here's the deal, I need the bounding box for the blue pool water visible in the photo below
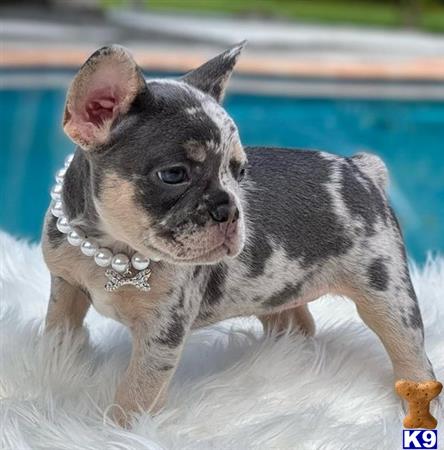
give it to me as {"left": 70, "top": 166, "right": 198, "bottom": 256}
{"left": 1, "top": 78, "right": 443, "bottom": 262}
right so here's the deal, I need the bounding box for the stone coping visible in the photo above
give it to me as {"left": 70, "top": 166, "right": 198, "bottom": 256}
{"left": 2, "top": 47, "right": 444, "bottom": 80}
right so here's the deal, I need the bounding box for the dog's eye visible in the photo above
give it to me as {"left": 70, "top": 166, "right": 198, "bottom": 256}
{"left": 230, "top": 160, "right": 246, "bottom": 182}
{"left": 157, "top": 166, "right": 189, "bottom": 184}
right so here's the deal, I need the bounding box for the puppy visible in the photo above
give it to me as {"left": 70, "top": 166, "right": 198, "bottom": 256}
{"left": 42, "top": 43, "right": 435, "bottom": 425}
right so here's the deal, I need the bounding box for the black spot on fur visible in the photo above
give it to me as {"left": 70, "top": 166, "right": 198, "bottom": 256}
{"left": 368, "top": 257, "right": 389, "bottom": 291}
{"left": 264, "top": 281, "right": 303, "bottom": 308}
{"left": 165, "top": 287, "right": 176, "bottom": 298}
{"left": 401, "top": 315, "right": 409, "bottom": 328}
{"left": 341, "top": 159, "right": 387, "bottom": 236}
{"left": 177, "top": 287, "right": 185, "bottom": 309}
{"left": 158, "top": 363, "right": 174, "bottom": 371}
{"left": 202, "top": 263, "right": 228, "bottom": 306}
{"left": 404, "top": 280, "right": 417, "bottom": 303}
{"left": 408, "top": 303, "right": 423, "bottom": 330}
{"left": 193, "top": 266, "right": 203, "bottom": 278}
{"left": 155, "top": 312, "right": 185, "bottom": 348}
{"left": 241, "top": 237, "right": 273, "bottom": 278}
{"left": 46, "top": 215, "right": 65, "bottom": 248}
{"left": 387, "top": 207, "right": 420, "bottom": 305}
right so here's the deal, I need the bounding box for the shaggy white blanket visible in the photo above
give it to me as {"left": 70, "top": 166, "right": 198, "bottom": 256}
{"left": 1, "top": 231, "right": 443, "bottom": 450}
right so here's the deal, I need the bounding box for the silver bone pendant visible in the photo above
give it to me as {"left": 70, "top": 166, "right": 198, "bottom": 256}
{"left": 104, "top": 267, "right": 152, "bottom": 292}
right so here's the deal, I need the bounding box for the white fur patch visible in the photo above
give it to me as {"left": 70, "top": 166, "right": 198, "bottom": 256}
{"left": 184, "top": 106, "right": 202, "bottom": 116}
{"left": 353, "top": 151, "right": 389, "bottom": 191}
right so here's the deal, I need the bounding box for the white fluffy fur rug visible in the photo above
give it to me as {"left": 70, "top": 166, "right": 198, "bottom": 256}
{"left": 1, "top": 231, "right": 443, "bottom": 450}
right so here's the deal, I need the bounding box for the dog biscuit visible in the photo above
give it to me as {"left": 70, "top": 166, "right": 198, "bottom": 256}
{"left": 395, "top": 379, "right": 442, "bottom": 429}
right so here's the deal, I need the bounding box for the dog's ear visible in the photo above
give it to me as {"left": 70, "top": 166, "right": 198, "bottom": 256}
{"left": 63, "top": 45, "right": 146, "bottom": 150}
{"left": 182, "top": 41, "right": 246, "bottom": 103}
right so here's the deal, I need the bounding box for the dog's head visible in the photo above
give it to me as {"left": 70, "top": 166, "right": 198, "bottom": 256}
{"left": 63, "top": 44, "right": 247, "bottom": 265}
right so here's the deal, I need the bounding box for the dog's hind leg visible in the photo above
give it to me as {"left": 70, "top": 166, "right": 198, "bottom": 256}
{"left": 337, "top": 237, "right": 435, "bottom": 382}
{"left": 259, "top": 304, "right": 315, "bottom": 336}
{"left": 347, "top": 286, "right": 433, "bottom": 381}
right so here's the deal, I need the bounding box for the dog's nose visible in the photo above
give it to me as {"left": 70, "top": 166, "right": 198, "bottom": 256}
{"left": 208, "top": 190, "right": 239, "bottom": 224}
{"left": 209, "top": 202, "right": 239, "bottom": 223}
{"left": 209, "top": 192, "right": 239, "bottom": 223}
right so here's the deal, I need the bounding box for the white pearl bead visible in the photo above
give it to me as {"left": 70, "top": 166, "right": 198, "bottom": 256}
{"left": 111, "top": 253, "right": 129, "bottom": 273}
{"left": 67, "top": 229, "right": 85, "bottom": 246}
{"left": 150, "top": 255, "right": 161, "bottom": 262}
{"left": 80, "top": 239, "right": 98, "bottom": 257}
{"left": 55, "top": 167, "right": 67, "bottom": 183}
{"left": 50, "top": 200, "right": 64, "bottom": 218}
{"left": 56, "top": 216, "right": 71, "bottom": 234}
{"left": 131, "top": 253, "right": 150, "bottom": 271}
{"left": 50, "top": 183, "right": 63, "bottom": 201}
{"left": 94, "top": 248, "right": 113, "bottom": 267}
{"left": 64, "top": 153, "right": 74, "bottom": 167}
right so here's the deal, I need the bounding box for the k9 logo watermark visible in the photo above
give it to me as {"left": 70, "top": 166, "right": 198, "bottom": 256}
{"left": 403, "top": 429, "right": 437, "bottom": 449}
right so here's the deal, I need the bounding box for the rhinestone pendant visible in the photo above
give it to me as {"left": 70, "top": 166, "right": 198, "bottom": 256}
{"left": 104, "top": 267, "right": 152, "bottom": 292}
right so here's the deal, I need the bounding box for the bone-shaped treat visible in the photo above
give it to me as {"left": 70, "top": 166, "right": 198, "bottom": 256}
{"left": 395, "top": 379, "right": 442, "bottom": 429}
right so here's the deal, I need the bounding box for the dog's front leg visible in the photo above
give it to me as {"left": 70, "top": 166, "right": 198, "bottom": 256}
{"left": 111, "top": 290, "right": 194, "bottom": 426}
{"left": 45, "top": 274, "right": 90, "bottom": 332}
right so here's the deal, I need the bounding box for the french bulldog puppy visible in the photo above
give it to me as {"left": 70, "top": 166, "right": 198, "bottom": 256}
{"left": 42, "top": 44, "right": 435, "bottom": 425}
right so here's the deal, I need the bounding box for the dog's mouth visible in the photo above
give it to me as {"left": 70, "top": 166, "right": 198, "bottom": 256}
{"left": 172, "top": 242, "right": 230, "bottom": 264}
{"left": 149, "top": 239, "right": 235, "bottom": 265}
{"left": 142, "top": 223, "right": 244, "bottom": 265}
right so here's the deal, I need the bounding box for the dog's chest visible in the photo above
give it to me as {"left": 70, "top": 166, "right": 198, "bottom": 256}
{"left": 86, "top": 265, "right": 187, "bottom": 325}
{"left": 90, "top": 289, "right": 120, "bottom": 320}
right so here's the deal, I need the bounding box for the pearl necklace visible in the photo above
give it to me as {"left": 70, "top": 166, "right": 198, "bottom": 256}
{"left": 50, "top": 153, "right": 153, "bottom": 292}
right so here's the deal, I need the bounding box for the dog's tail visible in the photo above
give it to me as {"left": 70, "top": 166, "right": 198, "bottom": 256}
{"left": 351, "top": 152, "right": 389, "bottom": 192}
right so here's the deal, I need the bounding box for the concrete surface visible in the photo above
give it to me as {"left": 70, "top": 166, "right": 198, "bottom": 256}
{"left": 1, "top": 6, "right": 443, "bottom": 97}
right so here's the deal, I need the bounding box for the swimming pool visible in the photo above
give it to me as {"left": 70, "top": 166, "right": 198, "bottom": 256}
{"left": 1, "top": 73, "right": 443, "bottom": 262}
